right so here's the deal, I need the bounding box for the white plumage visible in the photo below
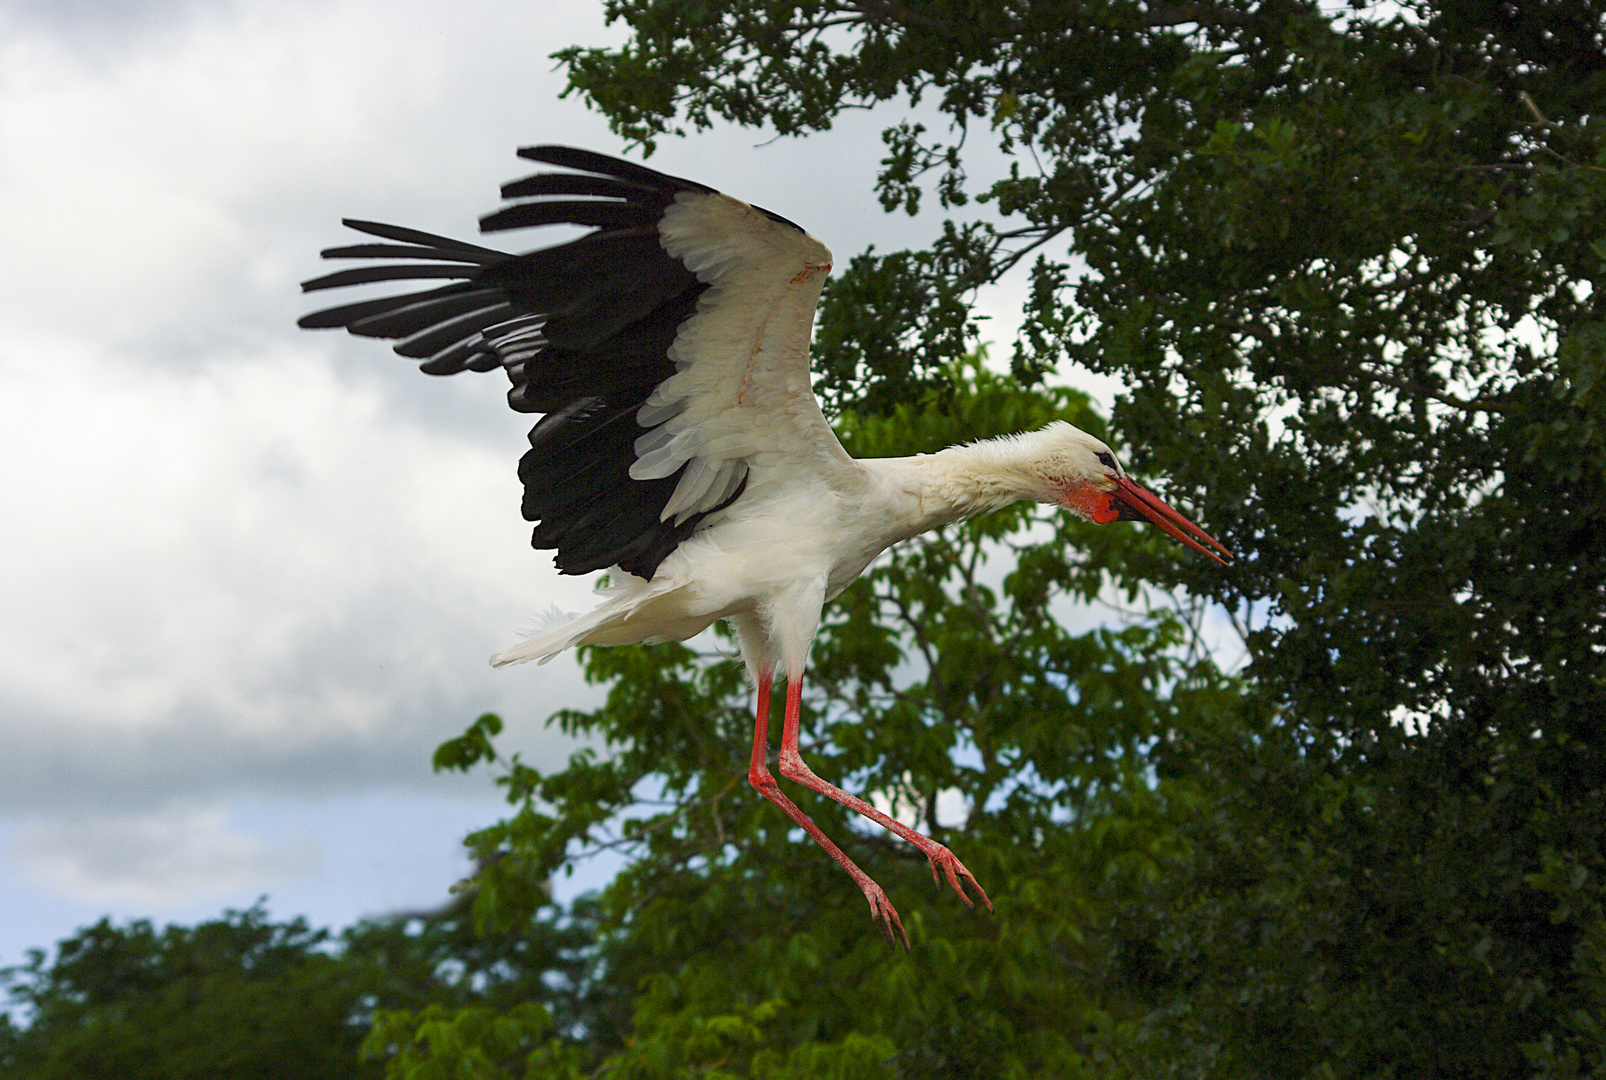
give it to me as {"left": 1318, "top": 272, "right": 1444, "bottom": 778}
{"left": 301, "top": 146, "right": 1230, "bottom": 947}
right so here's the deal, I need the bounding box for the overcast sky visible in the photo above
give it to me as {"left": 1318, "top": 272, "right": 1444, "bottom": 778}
{"left": 0, "top": 0, "right": 1105, "bottom": 971}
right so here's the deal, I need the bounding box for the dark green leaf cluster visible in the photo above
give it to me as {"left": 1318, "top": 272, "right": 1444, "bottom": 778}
{"left": 2, "top": 908, "right": 369, "bottom": 1080}
{"left": 0, "top": 900, "right": 597, "bottom": 1080}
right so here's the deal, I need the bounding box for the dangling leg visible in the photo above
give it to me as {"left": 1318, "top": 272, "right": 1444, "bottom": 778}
{"left": 747, "top": 670, "right": 909, "bottom": 949}
{"left": 777, "top": 673, "right": 992, "bottom": 912}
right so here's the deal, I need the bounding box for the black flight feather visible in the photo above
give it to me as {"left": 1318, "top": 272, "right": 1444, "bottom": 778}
{"left": 318, "top": 242, "right": 506, "bottom": 264}
{"left": 516, "top": 145, "right": 716, "bottom": 194}
{"left": 350, "top": 291, "right": 508, "bottom": 340}
{"left": 299, "top": 264, "right": 478, "bottom": 291}
{"left": 296, "top": 283, "right": 476, "bottom": 330}
{"left": 499, "top": 173, "right": 660, "bottom": 200}
{"left": 337, "top": 218, "right": 503, "bottom": 253}
{"left": 479, "top": 199, "right": 657, "bottom": 234}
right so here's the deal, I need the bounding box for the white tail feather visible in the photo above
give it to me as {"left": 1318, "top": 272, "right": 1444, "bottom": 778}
{"left": 490, "top": 577, "right": 679, "bottom": 668}
{"left": 522, "top": 602, "right": 579, "bottom": 638}
{"left": 490, "top": 605, "right": 600, "bottom": 667}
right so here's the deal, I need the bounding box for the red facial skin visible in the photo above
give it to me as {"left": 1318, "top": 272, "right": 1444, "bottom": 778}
{"left": 1061, "top": 477, "right": 1232, "bottom": 565}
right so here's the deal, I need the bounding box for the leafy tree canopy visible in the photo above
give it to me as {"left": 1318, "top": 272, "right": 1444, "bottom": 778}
{"left": 0, "top": 899, "right": 596, "bottom": 1080}
{"left": 371, "top": 1, "right": 1606, "bottom": 1077}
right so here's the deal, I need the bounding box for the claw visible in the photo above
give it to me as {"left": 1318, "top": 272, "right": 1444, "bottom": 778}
{"left": 925, "top": 845, "right": 993, "bottom": 913}
{"left": 864, "top": 882, "right": 909, "bottom": 951}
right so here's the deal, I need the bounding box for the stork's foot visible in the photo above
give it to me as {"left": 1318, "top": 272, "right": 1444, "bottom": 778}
{"left": 922, "top": 843, "right": 993, "bottom": 912}
{"left": 859, "top": 878, "right": 910, "bottom": 951}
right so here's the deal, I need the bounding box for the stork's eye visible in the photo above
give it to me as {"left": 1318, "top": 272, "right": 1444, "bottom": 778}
{"left": 1096, "top": 451, "right": 1117, "bottom": 469}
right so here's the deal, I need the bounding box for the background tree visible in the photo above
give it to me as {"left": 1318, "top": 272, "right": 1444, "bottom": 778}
{"left": 0, "top": 899, "right": 595, "bottom": 1079}
{"left": 364, "top": 1, "right": 1606, "bottom": 1077}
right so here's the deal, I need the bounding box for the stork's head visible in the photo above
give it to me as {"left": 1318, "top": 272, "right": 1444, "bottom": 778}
{"left": 1014, "top": 422, "right": 1232, "bottom": 565}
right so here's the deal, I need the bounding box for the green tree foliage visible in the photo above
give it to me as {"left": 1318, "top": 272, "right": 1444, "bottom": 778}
{"left": 0, "top": 900, "right": 595, "bottom": 1079}
{"left": 370, "top": 2, "right": 1606, "bottom": 1077}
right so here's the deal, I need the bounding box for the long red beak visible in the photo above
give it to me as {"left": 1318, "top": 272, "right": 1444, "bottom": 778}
{"left": 1109, "top": 476, "right": 1233, "bottom": 565}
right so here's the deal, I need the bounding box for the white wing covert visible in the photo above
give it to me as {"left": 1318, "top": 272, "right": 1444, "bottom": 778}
{"left": 632, "top": 189, "right": 842, "bottom": 524}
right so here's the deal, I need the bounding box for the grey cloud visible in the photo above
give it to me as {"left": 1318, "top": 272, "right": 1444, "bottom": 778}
{"left": 0, "top": 0, "right": 215, "bottom": 47}
{"left": 9, "top": 803, "right": 321, "bottom": 905}
{"left": 0, "top": 652, "right": 602, "bottom": 816}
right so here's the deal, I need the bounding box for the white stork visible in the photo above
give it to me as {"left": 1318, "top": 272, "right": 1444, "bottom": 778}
{"left": 300, "top": 146, "right": 1230, "bottom": 948}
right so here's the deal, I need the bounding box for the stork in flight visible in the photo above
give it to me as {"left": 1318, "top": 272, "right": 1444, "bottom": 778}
{"left": 300, "top": 146, "right": 1231, "bottom": 948}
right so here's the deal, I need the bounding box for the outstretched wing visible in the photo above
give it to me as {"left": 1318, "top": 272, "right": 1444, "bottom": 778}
{"left": 299, "top": 146, "right": 844, "bottom": 580}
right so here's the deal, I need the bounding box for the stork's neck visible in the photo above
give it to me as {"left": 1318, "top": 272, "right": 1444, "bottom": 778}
{"left": 870, "top": 437, "right": 1048, "bottom": 539}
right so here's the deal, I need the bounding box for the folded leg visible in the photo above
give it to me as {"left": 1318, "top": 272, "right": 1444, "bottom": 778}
{"left": 776, "top": 675, "right": 991, "bottom": 912}
{"left": 747, "top": 672, "right": 908, "bottom": 949}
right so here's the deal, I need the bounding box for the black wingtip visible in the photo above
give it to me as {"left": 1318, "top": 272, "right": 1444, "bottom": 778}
{"left": 337, "top": 218, "right": 504, "bottom": 255}
{"left": 478, "top": 199, "right": 657, "bottom": 235}
{"left": 514, "top": 145, "right": 716, "bottom": 195}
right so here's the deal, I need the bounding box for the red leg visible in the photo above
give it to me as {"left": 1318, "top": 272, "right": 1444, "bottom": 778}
{"left": 777, "top": 677, "right": 992, "bottom": 912}
{"left": 748, "top": 672, "right": 908, "bottom": 950}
